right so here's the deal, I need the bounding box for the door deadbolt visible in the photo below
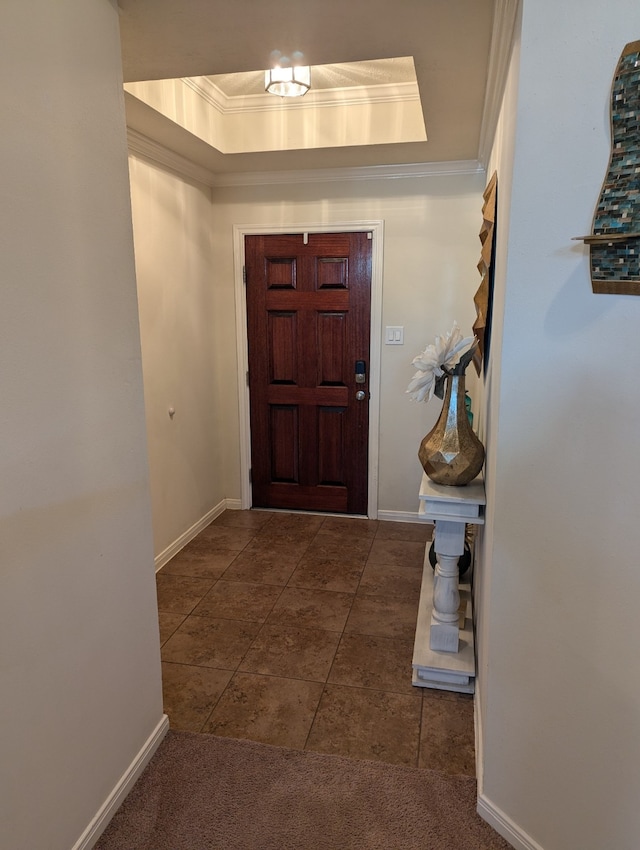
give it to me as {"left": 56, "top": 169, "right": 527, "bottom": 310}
{"left": 355, "top": 360, "right": 366, "bottom": 384}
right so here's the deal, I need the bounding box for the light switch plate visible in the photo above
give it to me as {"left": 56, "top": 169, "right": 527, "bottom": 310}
{"left": 385, "top": 326, "right": 404, "bottom": 345}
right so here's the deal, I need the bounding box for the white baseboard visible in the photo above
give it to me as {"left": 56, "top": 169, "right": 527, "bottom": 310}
{"left": 475, "top": 675, "right": 544, "bottom": 850}
{"left": 474, "top": 673, "right": 484, "bottom": 790}
{"left": 72, "top": 714, "right": 169, "bottom": 850}
{"left": 477, "top": 793, "right": 545, "bottom": 850}
{"left": 225, "top": 498, "right": 242, "bottom": 510}
{"left": 377, "top": 509, "right": 427, "bottom": 524}
{"left": 154, "top": 501, "right": 227, "bottom": 572}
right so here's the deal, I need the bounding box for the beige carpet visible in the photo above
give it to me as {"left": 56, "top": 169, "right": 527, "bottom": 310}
{"left": 95, "top": 731, "right": 511, "bottom": 849}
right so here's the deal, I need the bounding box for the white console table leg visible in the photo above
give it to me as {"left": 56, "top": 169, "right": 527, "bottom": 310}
{"left": 430, "top": 520, "right": 465, "bottom": 652}
{"left": 412, "top": 473, "right": 485, "bottom": 693}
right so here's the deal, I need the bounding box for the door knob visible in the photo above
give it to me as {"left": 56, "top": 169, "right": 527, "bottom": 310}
{"left": 356, "top": 390, "right": 366, "bottom": 401}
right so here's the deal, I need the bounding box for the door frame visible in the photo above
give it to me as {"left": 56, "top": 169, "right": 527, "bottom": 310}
{"left": 233, "top": 220, "right": 384, "bottom": 518}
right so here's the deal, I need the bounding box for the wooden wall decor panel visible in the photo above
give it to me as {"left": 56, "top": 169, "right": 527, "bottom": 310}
{"left": 472, "top": 170, "right": 497, "bottom": 375}
{"left": 268, "top": 311, "right": 297, "bottom": 384}
{"left": 269, "top": 405, "right": 299, "bottom": 483}
{"left": 265, "top": 257, "right": 296, "bottom": 289}
{"left": 317, "top": 312, "right": 346, "bottom": 386}
{"left": 316, "top": 257, "right": 349, "bottom": 289}
{"left": 318, "top": 407, "right": 346, "bottom": 486}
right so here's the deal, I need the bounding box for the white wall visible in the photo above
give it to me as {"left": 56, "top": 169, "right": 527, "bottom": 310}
{"left": 473, "top": 0, "right": 521, "bottom": 804}
{"left": 210, "top": 173, "right": 485, "bottom": 514}
{"left": 477, "top": 2, "right": 640, "bottom": 848}
{"left": 0, "top": 3, "right": 164, "bottom": 849}
{"left": 129, "top": 156, "right": 227, "bottom": 556}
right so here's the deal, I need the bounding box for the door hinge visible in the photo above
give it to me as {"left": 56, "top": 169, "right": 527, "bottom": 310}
{"left": 246, "top": 370, "right": 250, "bottom": 386}
{"left": 242, "top": 265, "right": 247, "bottom": 285}
{"left": 249, "top": 468, "right": 252, "bottom": 483}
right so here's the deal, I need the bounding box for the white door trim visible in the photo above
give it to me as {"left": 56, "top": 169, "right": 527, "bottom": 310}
{"left": 233, "top": 221, "right": 384, "bottom": 519}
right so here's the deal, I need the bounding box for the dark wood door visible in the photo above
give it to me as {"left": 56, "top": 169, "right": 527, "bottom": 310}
{"left": 245, "top": 232, "right": 371, "bottom": 514}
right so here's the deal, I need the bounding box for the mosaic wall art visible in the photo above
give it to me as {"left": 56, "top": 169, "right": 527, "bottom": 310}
{"left": 576, "top": 40, "right": 640, "bottom": 294}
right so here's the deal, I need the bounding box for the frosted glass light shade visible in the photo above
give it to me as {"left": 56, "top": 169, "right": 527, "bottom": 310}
{"left": 265, "top": 65, "right": 311, "bottom": 97}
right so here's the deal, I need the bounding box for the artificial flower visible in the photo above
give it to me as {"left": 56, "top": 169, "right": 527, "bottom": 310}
{"left": 407, "top": 322, "right": 477, "bottom": 402}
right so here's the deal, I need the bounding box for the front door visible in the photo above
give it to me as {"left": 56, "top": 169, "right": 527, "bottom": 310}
{"left": 245, "top": 231, "right": 371, "bottom": 514}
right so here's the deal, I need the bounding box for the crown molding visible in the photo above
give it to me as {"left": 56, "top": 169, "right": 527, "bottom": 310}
{"left": 126, "top": 128, "right": 217, "bottom": 187}
{"left": 183, "top": 76, "right": 421, "bottom": 116}
{"left": 181, "top": 78, "right": 226, "bottom": 116}
{"left": 127, "top": 128, "right": 482, "bottom": 189}
{"left": 211, "top": 160, "right": 483, "bottom": 188}
{"left": 477, "top": 0, "right": 520, "bottom": 168}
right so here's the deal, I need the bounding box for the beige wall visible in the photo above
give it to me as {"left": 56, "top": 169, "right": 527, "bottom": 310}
{"left": 211, "top": 174, "right": 485, "bottom": 515}
{"left": 125, "top": 78, "right": 426, "bottom": 154}
{"left": 129, "top": 155, "right": 228, "bottom": 556}
{"left": 473, "top": 0, "right": 521, "bottom": 805}
{"left": 0, "top": 2, "right": 163, "bottom": 848}
{"left": 476, "top": 1, "right": 640, "bottom": 848}
{"left": 127, "top": 163, "right": 485, "bottom": 544}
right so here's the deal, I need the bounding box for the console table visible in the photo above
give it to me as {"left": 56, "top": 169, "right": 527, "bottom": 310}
{"left": 412, "top": 473, "right": 485, "bottom": 694}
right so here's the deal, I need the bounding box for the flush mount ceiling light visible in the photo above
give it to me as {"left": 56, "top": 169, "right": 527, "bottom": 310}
{"left": 265, "top": 50, "right": 311, "bottom": 98}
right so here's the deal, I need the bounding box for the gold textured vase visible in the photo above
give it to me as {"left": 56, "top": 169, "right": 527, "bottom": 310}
{"left": 418, "top": 375, "right": 485, "bottom": 486}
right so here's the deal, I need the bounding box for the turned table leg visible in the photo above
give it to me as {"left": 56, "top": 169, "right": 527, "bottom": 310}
{"left": 430, "top": 519, "right": 465, "bottom": 652}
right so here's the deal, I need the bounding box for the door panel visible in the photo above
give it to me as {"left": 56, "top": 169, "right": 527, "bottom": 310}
{"left": 268, "top": 313, "right": 297, "bottom": 383}
{"left": 270, "top": 405, "right": 299, "bottom": 483}
{"left": 246, "top": 232, "right": 371, "bottom": 514}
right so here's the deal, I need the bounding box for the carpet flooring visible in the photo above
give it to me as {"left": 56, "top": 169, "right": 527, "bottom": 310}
{"left": 95, "top": 731, "right": 511, "bottom": 850}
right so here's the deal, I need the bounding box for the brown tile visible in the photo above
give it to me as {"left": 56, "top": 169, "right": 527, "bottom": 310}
{"left": 192, "top": 580, "right": 282, "bottom": 622}
{"left": 419, "top": 692, "right": 476, "bottom": 776}
{"left": 267, "top": 587, "right": 353, "bottom": 632}
{"left": 158, "top": 612, "right": 186, "bottom": 645}
{"left": 222, "top": 543, "right": 304, "bottom": 585}
{"left": 376, "top": 521, "right": 434, "bottom": 542}
{"left": 305, "top": 531, "right": 373, "bottom": 562}
{"left": 160, "top": 549, "right": 237, "bottom": 579}
{"left": 239, "top": 624, "right": 341, "bottom": 682}
{"left": 357, "top": 561, "right": 422, "bottom": 599}
{"left": 161, "top": 614, "right": 260, "bottom": 669}
{"left": 252, "top": 527, "right": 317, "bottom": 547}
{"left": 194, "top": 525, "right": 257, "bottom": 550}
{"left": 328, "top": 633, "right": 416, "bottom": 694}
{"left": 202, "top": 671, "right": 323, "bottom": 748}
{"left": 161, "top": 662, "right": 232, "bottom": 732}
{"left": 345, "top": 595, "right": 419, "bottom": 640}
{"left": 320, "top": 517, "right": 378, "bottom": 537}
{"left": 366, "top": 539, "right": 426, "bottom": 568}
{"left": 260, "top": 512, "right": 326, "bottom": 538}
{"left": 243, "top": 538, "right": 311, "bottom": 559}
{"left": 156, "top": 574, "right": 216, "bottom": 614}
{"left": 211, "top": 510, "right": 275, "bottom": 530}
{"left": 175, "top": 537, "right": 226, "bottom": 560}
{"left": 287, "top": 554, "right": 364, "bottom": 593}
{"left": 306, "top": 684, "right": 422, "bottom": 766}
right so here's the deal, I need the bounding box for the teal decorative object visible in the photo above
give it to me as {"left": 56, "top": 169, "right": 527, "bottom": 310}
{"left": 464, "top": 391, "right": 473, "bottom": 427}
{"left": 574, "top": 40, "right": 640, "bottom": 294}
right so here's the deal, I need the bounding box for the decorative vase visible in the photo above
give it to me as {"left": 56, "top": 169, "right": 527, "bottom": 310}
{"left": 418, "top": 374, "right": 484, "bottom": 486}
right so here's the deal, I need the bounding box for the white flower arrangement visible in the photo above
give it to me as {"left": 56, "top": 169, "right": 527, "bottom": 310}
{"left": 407, "top": 322, "right": 478, "bottom": 403}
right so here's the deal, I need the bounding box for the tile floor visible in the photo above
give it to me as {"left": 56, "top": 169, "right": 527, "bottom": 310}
{"left": 156, "top": 509, "right": 475, "bottom": 776}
